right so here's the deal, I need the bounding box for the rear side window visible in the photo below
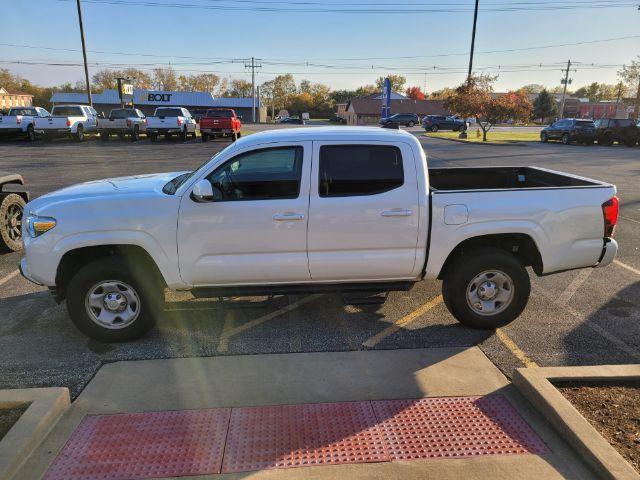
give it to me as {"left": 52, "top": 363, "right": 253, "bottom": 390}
{"left": 319, "top": 145, "right": 404, "bottom": 197}
{"left": 207, "top": 146, "right": 303, "bottom": 201}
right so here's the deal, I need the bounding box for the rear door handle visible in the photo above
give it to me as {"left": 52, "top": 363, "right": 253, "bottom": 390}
{"left": 273, "top": 212, "right": 305, "bottom": 221}
{"left": 381, "top": 209, "right": 412, "bottom": 217}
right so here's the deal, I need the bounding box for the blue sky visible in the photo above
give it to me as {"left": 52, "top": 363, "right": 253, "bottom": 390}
{"left": 2, "top": 0, "right": 639, "bottom": 93}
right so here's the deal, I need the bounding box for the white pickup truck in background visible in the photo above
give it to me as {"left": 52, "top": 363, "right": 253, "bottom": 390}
{"left": 97, "top": 108, "right": 147, "bottom": 141}
{"left": 146, "top": 107, "right": 197, "bottom": 142}
{"left": 34, "top": 104, "right": 99, "bottom": 142}
{"left": 20, "top": 127, "right": 619, "bottom": 342}
{"left": 0, "top": 107, "right": 50, "bottom": 141}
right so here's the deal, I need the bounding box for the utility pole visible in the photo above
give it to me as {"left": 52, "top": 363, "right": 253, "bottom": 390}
{"left": 244, "top": 57, "right": 262, "bottom": 123}
{"left": 634, "top": 76, "right": 640, "bottom": 121}
{"left": 467, "top": 0, "right": 480, "bottom": 82}
{"left": 559, "top": 60, "right": 572, "bottom": 119}
{"left": 75, "top": 0, "right": 92, "bottom": 107}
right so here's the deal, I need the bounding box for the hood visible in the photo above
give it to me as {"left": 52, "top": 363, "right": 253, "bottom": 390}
{"left": 27, "top": 171, "right": 188, "bottom": 212}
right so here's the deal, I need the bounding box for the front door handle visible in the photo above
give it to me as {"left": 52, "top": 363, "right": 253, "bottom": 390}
{"left": 381, "top": 209, "right": 412, "bottom": 217}
{"left": 273, "top": 212, "right": 305, "bottom": 221}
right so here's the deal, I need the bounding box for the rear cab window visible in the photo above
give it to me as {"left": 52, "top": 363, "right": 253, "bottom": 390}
{"left": 51, "top": 106, "right": 83, "bottom": 116}
{"left": 319, "top": 145, "right": 404, "bottom": 197}
{"left": 155, "top": 108, "right": 183, "bottom": 117}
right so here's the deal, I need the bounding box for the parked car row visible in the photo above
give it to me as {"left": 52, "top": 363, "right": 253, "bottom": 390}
{"left": 0, "top": 105, "right": 242, "bottom": 143}
{"left": 541, "top": 118, "right": 639, "bottom": 146}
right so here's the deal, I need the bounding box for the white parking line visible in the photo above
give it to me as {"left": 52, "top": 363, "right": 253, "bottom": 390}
{"left": 0, "top": 269, "right": 19, "bottom": 288}
{"left": 556, "top": 269, "right": 592, "bottom": 305}
{"left": 614, "top": 259, "right": 640, "bottom": 276}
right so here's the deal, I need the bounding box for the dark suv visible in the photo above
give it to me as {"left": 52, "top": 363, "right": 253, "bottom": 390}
{"left": 422, "top": 115, "right": 465, "bottom": 132}
{"left": 540, "top": 119, "right": 596, "bottom": 145}
{"left": 379, "top": 113, "right": 419, "bottom": 127}
{"left": 594, "top": 118, "right": 639, "bottom": 147}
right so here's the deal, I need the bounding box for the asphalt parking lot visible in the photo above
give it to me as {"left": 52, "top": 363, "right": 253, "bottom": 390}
{"left": 0, "top": 130, "right": 638, "bottom": 398}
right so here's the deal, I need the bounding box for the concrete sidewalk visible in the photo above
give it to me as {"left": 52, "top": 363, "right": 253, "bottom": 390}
{"left": 18, "top": 347, "right": 596, "bottom": 479}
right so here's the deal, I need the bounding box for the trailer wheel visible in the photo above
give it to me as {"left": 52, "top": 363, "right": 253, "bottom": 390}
{"left": 0, "top": 193, "right": 25, "bottom": 252}
{"left": 442, "top": 247, "right": 530, "bottom": 330}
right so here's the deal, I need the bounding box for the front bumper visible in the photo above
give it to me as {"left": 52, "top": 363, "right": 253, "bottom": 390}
{"left": 596, "top": 238, "right": 618, "bottom": 268}
{"left": 201, "top": 128, "right": 233, "bottom": 134}
{"left": 147, "top": 128, "right": 182, "bottom": 134}
{"left": 19, "top": 257, "right": 43, "bottom": 286}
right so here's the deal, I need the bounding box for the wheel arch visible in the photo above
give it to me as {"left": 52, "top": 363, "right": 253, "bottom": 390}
{"left": 437, "top": 233, "right": 543, "bottom": 280}
{"left": 55, "top": 244, "right": 167, "bottom": 301}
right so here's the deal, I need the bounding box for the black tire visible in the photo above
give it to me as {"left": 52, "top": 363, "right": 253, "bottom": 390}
{"left": 625, "top": 138, "right": 636, "bottom": 147}
{"left": 603, "top": 133, "right": 614, "bottom": 146}
{"left": 149, "top": 133, "right": 158, "bottom": 142}
{"left": 430, "top": 125, "right": 439, "bottom": 132}
{"left": 230, "top": 132, "right": 238, "bottom": 142}
{"left": 237, "top": 131, "right": 242, "bottom": 138}
{"left": 26, "top": 124, "right": 36, "bottom": 142}
{"left": 408, "top": 121, "right": 415, "bottom": 127}
{"left": 561, "top": 133, "right": 570, "bottom": 145}
{"left": 100, "top": 131, "right": 109, "bottom": 141}
{"left": 191, "top": 131, "right": 197, "bottom": 140}
{"left": 442, "top": 248, "right": 530, "bottom": 330}
{"left": 201, "top": 132, "right": 209, "bottom": 142}
{"left": 131, "top": 125, "right": 140, "bottom": 141}
{"left": 0, "top": 193, "right": 25, "bottom": 252}
{"left": 66, "top": 257, "right": 160, "bottom": 342}
{"left": 75, "top": 125, "right": 84, "bottom": 142}
{"left": 540, "top": 132, "right": 548, "bottom": 143}
{"left": 180, "top": 129, "right": 188, "bottom": 142}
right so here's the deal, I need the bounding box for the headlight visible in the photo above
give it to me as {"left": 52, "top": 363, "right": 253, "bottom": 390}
{"left": 26, "top": 215, "right": 57, "bottom": 238}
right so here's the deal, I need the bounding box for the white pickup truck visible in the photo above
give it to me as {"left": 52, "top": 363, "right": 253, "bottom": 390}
{"left": 97, "top": 108, "right": 147, "bottom": 141}
{"left": 146, "top": 107, "right": 197, "bottom": 142}
{"left": 0, "top": 107, "right": 50, "bottom": 141}
{"left": 34, "top": 104, "right": 99, "bottom": 142}
{"left": 20, "top": 127, "right": 619, "bottom": 342}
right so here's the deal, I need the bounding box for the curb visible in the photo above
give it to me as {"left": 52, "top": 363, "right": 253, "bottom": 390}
{"left": 513, "top": 365, "right": 640, "bottom": 480}
{"left": 0, "top": 387, "right": 70, "bottom": 480}
{"left": 424, "top": 135, "right": 536, "bottom": 147}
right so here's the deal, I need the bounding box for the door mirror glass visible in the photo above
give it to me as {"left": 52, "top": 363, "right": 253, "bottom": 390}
{"left": 191, "top": 179, "right": 214, "bottom": 202}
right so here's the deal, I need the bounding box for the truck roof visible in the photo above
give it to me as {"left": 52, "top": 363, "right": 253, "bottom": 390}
{"left": 234, "top": 126, "right": 415, "bottom": 148}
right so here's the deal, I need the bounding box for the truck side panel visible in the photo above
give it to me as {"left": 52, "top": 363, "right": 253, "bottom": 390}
{"left": 425, "top": 185, "right": 616, "bottom": 278}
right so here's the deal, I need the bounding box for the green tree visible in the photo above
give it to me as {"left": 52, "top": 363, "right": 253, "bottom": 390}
{"left": 375, "top": 75, "right": 406, "bottom": 92}
{"left": 532, "top": 89, "right": 558, "bottom": 123}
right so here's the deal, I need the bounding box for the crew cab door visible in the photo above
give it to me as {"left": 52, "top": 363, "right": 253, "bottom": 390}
{"left": 307, "top": 141, "right": 420, "bottom": 281}
{"left": 177, "top": 141, "right": 312, "bottom": 285}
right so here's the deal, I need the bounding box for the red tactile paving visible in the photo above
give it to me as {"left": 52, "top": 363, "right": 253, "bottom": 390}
{"left": 221, "top": 401, "right": 390, "bottom": 473}
{"left": 44, "top": 409, "right": 231, "bottom": 480}
{"left": 371, "top": 395, "right": 549, "bottom": 460}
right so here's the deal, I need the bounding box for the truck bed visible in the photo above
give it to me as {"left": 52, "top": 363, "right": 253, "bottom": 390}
{"left": 429, "top": 166, "right": 601, "bottom": 191}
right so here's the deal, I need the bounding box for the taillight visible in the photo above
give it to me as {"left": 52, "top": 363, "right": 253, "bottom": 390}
{"left": 66, "top": 118, "right": 71, "bottom": 127}
{"left": 177, "top": 118, "right": 184, "bottom": 126}
{"left": 126, "top": 119, "right": 132, "bottom": 127}
{"left": 16, "top": 115, "right": 22, "bottom": 124}
{"left": 602, "top": 196, "right": 619, "bottom": 237}
{"left": 144, "top": 118, "right": 148, "bottom": 126}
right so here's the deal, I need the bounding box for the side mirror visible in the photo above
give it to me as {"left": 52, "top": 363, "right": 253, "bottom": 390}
{"left": 191, "top": 179, "right": 214, "bottom": 202}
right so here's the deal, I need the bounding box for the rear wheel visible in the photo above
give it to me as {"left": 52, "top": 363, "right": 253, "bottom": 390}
{"left": 131, "top": 125, "right": 140, "bottom": 141}
{"left": 0, "top": 193, "right": 25, "bottom": 252}
{"left": 201, "top": 132, "right": 209, "bottom": 142}
{"left": 191, "top": 131, "right": 197, "bottom": 140}
{"left": 149, "top": 132, "right": 157, "bottom": 142}
{"left": 230, "top": 132, "right": 238, "bottom": 142}
{"left": 26, "top": 124, "right": 36, "bottom": 142}
{"left": 408, "top": 121, "right": 415, "bottom": 127}
{"left": 66, "top": 257, "right": 161, "bottom": 342}
{"left": 180, "top": 129, "right": 188, "bottom": 142}
{"left": 430, "top": 125, "right": 439, "bottom": 132}
{"left": 74, "top": 125, "right": 84, "bottom": 142}
{"left": 100, "top": 131, "right": 109, "bottom": 141}
{"left": 442, "top": 248, "right": 530, "bottom": 329}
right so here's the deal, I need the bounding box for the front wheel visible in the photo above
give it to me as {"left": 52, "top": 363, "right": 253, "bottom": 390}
{"left": 442, "top": 248, "right": 530, "bottom": 329}
{"left": 66, "top": 257, "right": 159, "bottom": 342}
{"left": 561, "top": 133, "right": 570, "bottom": 145}
{"left": 430, "top": 125, "right": 439, "bottom": 132}
{"left": 407, "top": 121, "right": 415, "bottom": 127}
{"left": 0, "top": 193, "right": 25, "bottom": 252}
{"left": 26, "top": 124, "right": 36, "bottom": 142}
{"left": 540, "top": 132, "right": 548, "bottom": 143}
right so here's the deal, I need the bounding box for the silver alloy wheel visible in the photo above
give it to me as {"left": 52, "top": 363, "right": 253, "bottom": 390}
{"left": 466, "top": 270, "right": 514, "bottom": 316}
{"left": 85, "top": 280, "right": 141, "bottom": 329}
{"left": 5, "top": 202, "right": 22, "bottom": 242}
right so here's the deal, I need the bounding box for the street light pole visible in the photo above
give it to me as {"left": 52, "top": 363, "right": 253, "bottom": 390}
{"left": 75, "top": 0, "right": 92, "bottom": 107}
{"left": 467, "top": 0, "right": 480, "bottom": 82}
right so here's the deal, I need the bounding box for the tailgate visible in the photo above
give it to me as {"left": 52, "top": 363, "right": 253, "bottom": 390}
{"left": 36, "top": 117, "right": 68, "bottom": 129}
{"left": 99, "top": 118, "right": 127, "bottom": 128}
{"left": 201, "top": 118, "right": 232, "bottom": 128}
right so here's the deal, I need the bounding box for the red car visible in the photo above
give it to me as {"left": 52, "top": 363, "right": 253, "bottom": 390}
{"left": 199, "top": 108, "right": 242, "bottom": 142}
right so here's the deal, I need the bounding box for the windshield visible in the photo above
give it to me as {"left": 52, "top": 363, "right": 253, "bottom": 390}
{"left": 109, "top": 109, "right": 136, "bottom": 119}
{"left": 162, "top": 146, "right": 233, "bottom": 194}
{"left": 155, "top": 108, "right": 183, "bottom": 117}
{"left": 206, "top": 109, "right": 233, "bottom": 118}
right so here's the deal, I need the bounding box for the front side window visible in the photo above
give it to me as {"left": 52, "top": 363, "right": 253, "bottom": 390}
{"left": 319, "top": 145, "right": 404, "bottom": 197}
{"left": 207, "top": 146, "right": 303, "bottom": 201}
